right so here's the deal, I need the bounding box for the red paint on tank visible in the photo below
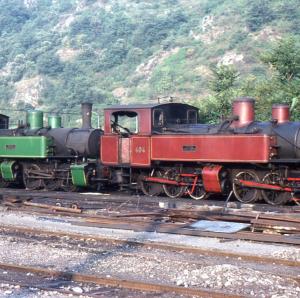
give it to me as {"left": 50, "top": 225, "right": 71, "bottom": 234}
{"left": 131, "top": 136, "right": 151, "bottom": 167}
{"left": 151, "top": 135, "right": 273, "bottom": 163}
{"left": 101, "top": 135, "right": 119, "bottom": 165}
{"left": 272, "top": 104, "right": 290, "bottom": 123}
{"left": 232, "top": 97, "right": 255, "bottom": 128}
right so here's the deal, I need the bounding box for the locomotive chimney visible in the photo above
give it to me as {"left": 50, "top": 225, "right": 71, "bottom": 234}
{"left": 231, "top": 97, "right": 255, "bottom": 128}
{"left": 272, "top": 104, "right": 290, "bottom": 123}
{"left": 81, "top": 102, "right": 92, "bottom": 129}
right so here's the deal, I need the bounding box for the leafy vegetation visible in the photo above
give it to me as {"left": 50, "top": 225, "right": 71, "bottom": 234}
{"left": 0, "top": 0, "right": 299, "bottom": 126}
{"left": 200, "top": 37, "right": 300, "bottom": 122}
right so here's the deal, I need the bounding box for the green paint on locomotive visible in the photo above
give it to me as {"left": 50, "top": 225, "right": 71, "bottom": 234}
{"left": 0, "top": 136, "right": 53, "bottom": 158}
{"left": 27, "top": 110, "right": 43, "bottom": 129}
{"left": 71, "top": 163, "right": 88, "bottom": 187}
{"left": 0, "top": 161, "right": 16, "bottom": 180}
{"left": 48, "top": 115, "right": 62, "bottom": 128}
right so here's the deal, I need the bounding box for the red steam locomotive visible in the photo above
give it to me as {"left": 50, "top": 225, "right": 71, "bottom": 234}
{"left": 99, "top": 97, "right": 300, "bottom": 205}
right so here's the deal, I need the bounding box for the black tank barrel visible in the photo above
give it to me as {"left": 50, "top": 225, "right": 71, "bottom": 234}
{"left": 81, "top": 102, "right": 92, "bottom": 129}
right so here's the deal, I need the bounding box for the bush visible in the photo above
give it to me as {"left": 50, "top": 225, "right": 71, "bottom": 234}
{"left": 37, "top": 52, "right": 64, "bottom": 75}
{"left": 246, "top": 0, "right": 275, "bottom": 32}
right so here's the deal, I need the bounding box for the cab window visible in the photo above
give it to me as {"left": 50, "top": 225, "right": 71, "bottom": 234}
{"left": 111, "top": 111, "right": 138, "bottom": 134}
{"left": 187, "top": 110, "right": 197, "bottom": 124}
{"left": 153, "top": 109, "right": 164, "bottom": 127}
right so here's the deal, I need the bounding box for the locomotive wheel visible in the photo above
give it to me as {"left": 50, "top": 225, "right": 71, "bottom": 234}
{"left": 0, "top": 174, "right": 10, "bottom": 188}
{"left": 23, "top": 164, "right": 43, "bottom": 190}
{"left": 188, "top": 184, "right": 207, "bottom": 200}
{"left": 233, "top": 170, "right": 260, "bottom": 203}
{"left": 140, "top": 180, "right": 161, "bottom": 196}
{"left": 43, "top": 178, "right": 60, "bottom": 191}
{"left": 140, "top": 171, "right": 163, "bottom": 196}
{"left": 162, "top": 168, "right": 185, "bottom": 199}
{"left": 261, "top": 172, "right": 291, "bottom": 205}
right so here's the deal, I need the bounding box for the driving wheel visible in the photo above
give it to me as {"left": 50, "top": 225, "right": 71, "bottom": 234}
{"left": 162, "top": 168, "right": 185, "bottom": 198}
{"left": 233, "top": 170, "right": 260, "bottom": 203}
{"left": 140, "top": 170, "right": 163, "bottom": 196}
{"left": 23, "top": 164, "right": 43, "bottom": 190}
{"left": 261, "top": 172, "right": 291, "bottom": 205}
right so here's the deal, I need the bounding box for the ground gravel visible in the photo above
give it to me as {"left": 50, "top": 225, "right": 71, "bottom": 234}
{"left": 172, "top": 264, "right": 300, "bottom": 297}
{"left": 0, "top": 209, "right": 299, "bottom": 297}
{"left": 0, "top": 234, "right": 299, "bottom": 297}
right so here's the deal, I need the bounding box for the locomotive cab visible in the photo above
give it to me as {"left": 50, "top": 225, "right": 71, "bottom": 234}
{"left": 101, "top": 102, "right": 200, "bottom": 167}
{"left": 103, "top": 102, "right": 199, "bottom": 136}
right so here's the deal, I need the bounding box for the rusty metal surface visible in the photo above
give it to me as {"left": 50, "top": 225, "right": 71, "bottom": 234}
{"left": 23, "top": 201, "right": 82, "bottom": 213}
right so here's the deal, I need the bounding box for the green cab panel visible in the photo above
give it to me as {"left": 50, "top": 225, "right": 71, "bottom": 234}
{"left": 0, "top": 136, "right": 53, "bottom": 158}
{"left": 71, "top": 163, "right": 88, "bottom": 187}
{"left": 0, "top": 161, "right": 16, "bottom": 180}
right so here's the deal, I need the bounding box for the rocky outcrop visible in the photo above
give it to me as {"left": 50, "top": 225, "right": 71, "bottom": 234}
{"left": 12, "top": 76, "right": 44, "bottom": 108}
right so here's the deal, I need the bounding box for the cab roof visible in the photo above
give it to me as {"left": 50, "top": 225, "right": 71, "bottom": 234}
{"left": 104, "top": 102, "right": 198, "bottom": 111}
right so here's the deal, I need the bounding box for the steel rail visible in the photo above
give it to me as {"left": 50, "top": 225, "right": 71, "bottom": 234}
{"left": 0, "top": 225, "right": 299, "bottom": 268}
{"left": 0, "top": 279, "right": 86, "bottom": 297}
{"left": 5, "top": 199, "right": 300, "bottom": 226}
{"left": 0, "top": 263, "right": 239, "bottom": 297}
{"left": 2, "top": 200, "right": 300, "bottom": 245}
{"left": 1, "top": 188, "right": 299, "bottom": 213}
{"left": 2, "top": 203, "right": 300, "bottom": 245}
{"left": 79, "top": 216, "right": 300, "bottom": 245}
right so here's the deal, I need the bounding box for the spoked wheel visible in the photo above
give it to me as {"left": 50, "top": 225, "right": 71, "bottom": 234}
{"left": 43, "top": 178, "right": 60, "bottom": 191}
{"left": 187, "top": 177, "right": 207, "bottom": 200}
{"left": 140, "top": 170, "right": 163, "bottom": 196}
{"left": 261, "top": 172, "right": 291, "bottom": 205}
{"left": 188, "top": 185, "right": 207, "bottom": 200}
{"left": 162, "top": 168, "right": 185, "bottom": 199}
{"left": 233, "top": 170, "right": 260, "bottom": 203}
{"left": 60, "top": 179, "right": 78, "bottom": 192}
{"left": 23, "top": 164, "right": 43, "bottom": 190}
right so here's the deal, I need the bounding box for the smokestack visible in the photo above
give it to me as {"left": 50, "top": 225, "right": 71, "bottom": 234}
{"left": 81, "top": 102, "right": 92, "bottom": 129}
{"left": 231, "top": 97, "right": 255, "bottom": 128}
{"left": 272, "top": 104, "right": 290, "bottom": 123}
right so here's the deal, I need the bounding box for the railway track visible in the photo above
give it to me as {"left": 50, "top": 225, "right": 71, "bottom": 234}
{"left": 1, "top": 206, "right": 300, "bottom": 245}
{"left": 1, "top": 188, "right": 299, "bottom": 213}
{"left": 0, "top": 225, "right": 299, "bottom": 268}
{"left": 0, "top": 193, "right": 299, "bottom": 297}
{"left": 0, "top": 263, "right": 239, "bottom": 297}
{"left": 0, "top": 224, "right": 299, "bottom": 297}
{"left": 1, "top": 189, "right": 300, "bottom": 246}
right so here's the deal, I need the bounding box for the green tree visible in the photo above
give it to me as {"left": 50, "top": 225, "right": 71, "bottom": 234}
{"left": 246, "top": 0, "right": 275, "bottom": 32}
{"left": 260, "top": 37, "right": 300, "bottom": 119}
{"left": 199, "top": 65, "right": 239, "bottom": 123}
{"left": 210, "top": 65, "right": 238, "bottom": 93}
{"left": 261, "top": 37, "right": 300, "bottom": 83}
{"left": 37, "top": 52, "right": 64, "bottom": 76}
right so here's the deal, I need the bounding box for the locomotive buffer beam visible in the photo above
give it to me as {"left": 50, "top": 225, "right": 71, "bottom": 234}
{"left": 237, "top": 179, "right": 293, "bottom": 192}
